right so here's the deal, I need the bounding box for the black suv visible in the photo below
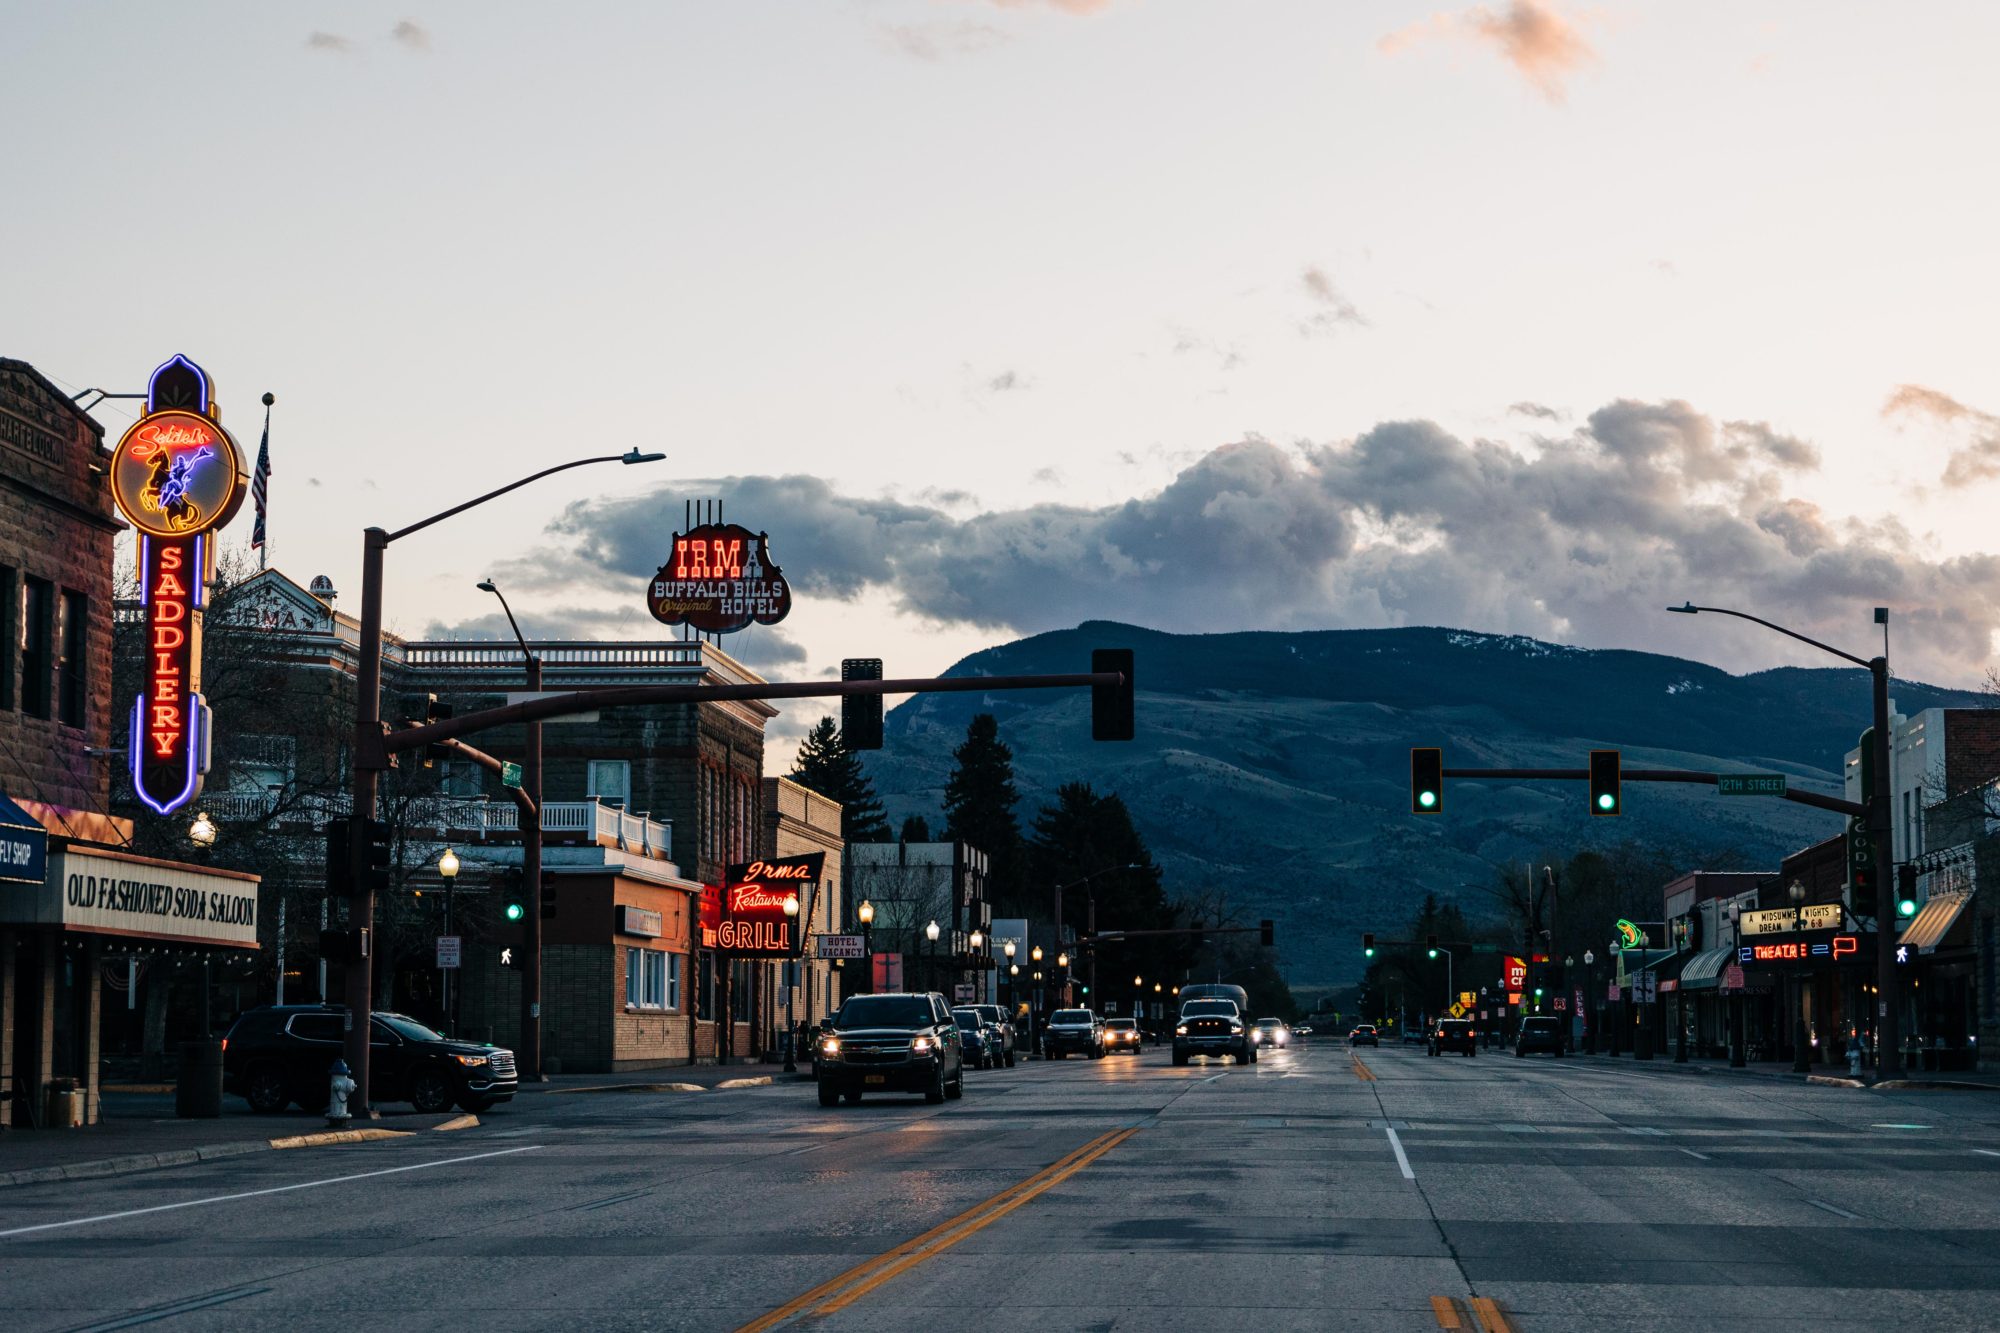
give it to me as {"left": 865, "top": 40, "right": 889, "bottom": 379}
{"left": 815, "top": 992, "right": 965, "bottom": 1106}
{"left": 1515, "top": 1015, "right": 1566, "bottom": 1057}
{"left": 1428, "top": 1018, "right": 1477, "bottom": 1057}
{"left": 222, "top": 1005, "right": 517, "bottom": 1114}
{"left": 1042, "top": 1009, "right": 1105, "bottom": 1059}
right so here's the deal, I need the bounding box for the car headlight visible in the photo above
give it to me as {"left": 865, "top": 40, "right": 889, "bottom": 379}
{"left": 454, "top": 1054, "right": 490, "bottom": 1067}
{"left": 1175, "top": 1025, "right": 1188, "bottom": 1036}
{"left": 821, "top": 1037, "right": 841, "bottom": 1055}
{"left": 911, "top": 1036, "right": 933, "bottom": 1053}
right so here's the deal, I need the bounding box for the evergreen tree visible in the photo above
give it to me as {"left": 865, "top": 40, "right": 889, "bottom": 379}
{"left": 1027, "top": 781, "right": 1193, "bottom": 988}
{"left": 789, "top": 716, "right": 890, "bottom": 843}
{"left": 899, "top": 814, "right": 932, "bottom": 843}
{"left": 941, "top": 713, "right": 1025, "bottom": 911}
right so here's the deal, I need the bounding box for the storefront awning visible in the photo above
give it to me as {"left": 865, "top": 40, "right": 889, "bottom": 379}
{"left": 1676, "top": 945, "right": 1736, "bottom": 990}
{"left": 0, "top": 790, "right": 48, "bottom": 887}
{"left": 1900, "top": 891, "right": 1974, "bottom": 956}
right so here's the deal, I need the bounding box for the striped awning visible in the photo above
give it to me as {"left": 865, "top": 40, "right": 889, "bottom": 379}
{"left": 1899, "top": 891, "right": 1974, "bottom": 955}
{"left": 1676, "top": 946, "right": 1736, "bottom": 990}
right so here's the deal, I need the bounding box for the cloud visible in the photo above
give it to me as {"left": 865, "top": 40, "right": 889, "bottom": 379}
{"left": 1299, "top": 266, "right": 1368, "bottom": 336}
{"left": 880, "top": 20, "right": 1009, "bottom": 61}
{"left": 391, "top": 20, "right": 431, "bottom": 51}
{"left": 1508, "top": 401, "right": 1564, "bottom": 421}
{"left": 987, "top": 370, "right": 1027, "bottom": 392}
{"left": 487, "top": 397, "right": 2000, "bottom": 686}
{"left": 306, "top": 32, "right": 355, "bottom": 54}
{"left": 1884, "top": 384, "right": 2000, "bottom": 489}
{"left": 1379, "top": 1, "right": 1596, "bottom": 104}
{"left": 981, "top": 0, "right": 1117, "bottom": 12}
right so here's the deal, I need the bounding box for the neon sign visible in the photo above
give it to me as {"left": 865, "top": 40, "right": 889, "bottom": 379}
{"left": 713, "top": 852, "right": 824, "bottom": 957}
{"left": 1738, "top": 933, "right": 1864, "bottom": 966}
{"left": 111, "top": 356, "right": 246, "bottom": 815}
{"left": 647, "top": 523, "right": 792, "bottom": 634}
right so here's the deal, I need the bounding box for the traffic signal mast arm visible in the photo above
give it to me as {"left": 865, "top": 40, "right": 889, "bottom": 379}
{"left": 1438, "top": 766, "right": 1864, "bottom": 818}
{"left": 367, "top": 668, "right": 1128, "bottom": 765}
{"left": 430, "top": 736, "right": 537, "bottom": 822}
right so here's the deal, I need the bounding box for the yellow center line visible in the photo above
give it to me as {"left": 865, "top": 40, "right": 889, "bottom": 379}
{"left": 1431, "top": 1294, "right": 1463, "bottom": 1328}
{"left": 1351, "top": 1053, "right": 1376, "bottom": 1081}
{"left": 1470, "top": 1296, "right": 1513, "bottom": 1333}
{"left": 735, "top": 1126, "right": 1139, "bottom": 1332}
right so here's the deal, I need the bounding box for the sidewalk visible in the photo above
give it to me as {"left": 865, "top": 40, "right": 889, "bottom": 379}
{"left": 1566, "top": 1048, "right": 2000, "bottom": 1091}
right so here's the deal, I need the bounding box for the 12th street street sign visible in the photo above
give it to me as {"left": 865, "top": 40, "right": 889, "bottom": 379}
{"left": 501, "top": 761, "right": 523, "bottom": 789}
{"left": 1717, "top": 773, "right": 1787, "bottom": 796}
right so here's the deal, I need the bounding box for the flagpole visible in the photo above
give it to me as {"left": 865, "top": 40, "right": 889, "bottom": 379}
{"left": 253, "top": 392, "right": 274, "bottom": 571}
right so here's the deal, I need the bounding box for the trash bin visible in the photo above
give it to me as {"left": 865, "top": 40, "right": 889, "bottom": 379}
{"left": 44, "top": 1077, "right": 82, "bottom": 1128}
{"left": 175, "top": 1040, "right": 224, "bottom": 1119}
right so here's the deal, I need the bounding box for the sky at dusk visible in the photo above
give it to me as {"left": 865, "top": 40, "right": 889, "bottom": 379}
{"left": 7, "top": 2, "right": 2000, "bottom": 759}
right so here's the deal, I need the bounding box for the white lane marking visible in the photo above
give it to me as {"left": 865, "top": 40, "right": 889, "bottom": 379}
{"left": 1200, "top": 1072, "right": 1227, "bottom": 1084}
{"left": 1384, "top": 1126, "right": 1416, "bottom": 1180}
{"left": 1679, "top": 1148, "right": 1711, "bottom": 1161}
{"left": 1973, "top": 1149, "right": 2000, "bottom": 1159}
{"left": 1808, "top": 1199, "right": 1859, "bottom": 1219}
{"left": 1620, "top": 1126, "right": 1667, "bottom": 1137}
{"left": 0, "top": 1145, "right": 544, "bottom": 1240}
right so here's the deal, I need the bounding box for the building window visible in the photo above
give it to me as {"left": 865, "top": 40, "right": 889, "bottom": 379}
{"left": 20, "top": 577, "right": 53, "bottom": 719}
{"left": 626, "top": 949, "right": 672, "bottom": 1011}
{"left": 588, "top": 759, "right": 630, "bottom": 807}
{"left": 436, "top": 760, "right": 484, "bottom": 798}
{"left": 0, "top": 566, "right": 15, "bottom": 711}
{"left": 56, "top": 589, "right": 87, "bottom": 728}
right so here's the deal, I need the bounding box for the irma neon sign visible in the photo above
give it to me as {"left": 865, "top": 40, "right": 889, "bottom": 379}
{"left": 710, "top": 853, "right": 824, "bottom": 957}
{"left": 111, "top": 356, "right": 248, "bottom": 815}
{"left": 646, "top": 523, "right": 793, "bottom": 634}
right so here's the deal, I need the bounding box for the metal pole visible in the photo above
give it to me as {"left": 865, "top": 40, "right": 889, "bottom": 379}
{"left": 1087, "top": 895, "right": 1098, "bottom": 1005}
{"left": 275, "top": 896, "right": 286, "bottom": 1006}
{"left": 522, "top": 654, "right": 544, "bottom": 1080}
{"left": 343, "top": 526, "right": 387, "bottom": 1112}
{"left": 443, "top": 875, "right": 454, "bottom": 1034}
{"left": 1872, "top": 655, "right": 1902, "bottom": 1080}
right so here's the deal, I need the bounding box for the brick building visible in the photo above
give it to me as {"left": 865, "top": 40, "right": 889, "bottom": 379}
{"left": 1, "top": 356, "right": 261, "bottom": 1128}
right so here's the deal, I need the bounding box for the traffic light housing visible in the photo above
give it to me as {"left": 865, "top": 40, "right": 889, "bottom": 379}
{"left": 1091, "top": 648, "right": 1135, "bottom": 742}
{"left": 358, "top": 818, "right": 392, "bottom": 894}
{"left": 325, "top": 816, "right": 353, "bottom": 896}
{"left": 841, "top": 659, "right": 884, "bottom": 751}
{"left": 1411, "top": 747, "right": 1443, "bottom": 814}
{"left": 1362, "top": 932, "right": 1376, "bottom": 958}
{"left": 1848, "top": 817, "right": 1878, "bottom": 918}
{"left": 542, "top": 878, "right": 559, "bottom": 920}
{"left": 1589, "top": 749, "right": 1621, "bottom": 816}
{"left": 1259, "top": 919, "right": 1275, "bottom": 948}
{"left": 319, "top": 927, "right": 368, "bottom": 963}
{"left": 499, "top": 868, "right": 525, "bottom": 924}
{"left": 1896, "top": 864, "right": 1919, "bottom": 919}
{"left": 402, "top": 693, "right": 455, "bottom": 766}
{"left": 1426, "top": 932, "right": 1439, "bottom": 959}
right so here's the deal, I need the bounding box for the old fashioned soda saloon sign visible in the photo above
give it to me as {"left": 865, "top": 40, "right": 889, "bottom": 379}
{"left": 647, "top": 523, "right": 792, "bottom": 634}
{"left": 111, "top": 356, "right": 248, "bottom": 815}
{"left": 706, "top": 852, "right": 824, "bottom": 957}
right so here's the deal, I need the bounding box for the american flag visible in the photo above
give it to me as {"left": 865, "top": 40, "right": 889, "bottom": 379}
{"left": 249, "top": 412, "right": 271, "bottom": 552}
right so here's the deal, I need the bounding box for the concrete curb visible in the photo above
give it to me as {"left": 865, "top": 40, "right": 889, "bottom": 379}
{"left": 714, "top": 1076, "right": 774, "bottom": 1090}
{"left": 0, "top": 1114, "right": 476, "bottom": 1189}
{"left": 1807, "top": 1074, "right": 1866, "bottom": 1088}
{"left": 269, "top": 1128, "right": 412, "bottom": 1150}
{"left": 1872, "top": 1078, "right": 2000, "bottom": 1092}
{"left": 546, "top": 1080, "right": 731, "bottom": 1095}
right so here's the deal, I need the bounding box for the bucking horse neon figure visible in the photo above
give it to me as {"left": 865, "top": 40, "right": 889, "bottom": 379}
{"left": 138, "top": 442, "right": 216, "bottom": 532}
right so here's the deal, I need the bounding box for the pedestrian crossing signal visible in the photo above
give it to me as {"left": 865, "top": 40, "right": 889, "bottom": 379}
{"left": 1590, "top": 749, "right": 1621, "bottom": 816}
{"left": 1411, "top": 748, "right": 1443, "bottom": 814}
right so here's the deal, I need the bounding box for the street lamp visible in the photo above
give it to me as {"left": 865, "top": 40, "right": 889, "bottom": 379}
{"left": 188, "top": 811, "right": 217, "bottom": 848}
{"left": 1669, "top": 600, "right": 1899, "bottom": 1078}
{"left": 343, "top": 446, "right": 665, "bottom": 1109}
{"left": 925, "top": 919, "right": 941, "bottom": 995}
{"left": 1789, "top": 880, "right": 1811, "bottom": 1073}
{"left": 437, "top": 848, "right": 460, "bottom": 1031}
{"left": 858, "top": 899, "right": 875, "bottom": 994}
{"left": 1583, "top": 949, "right": 1596, "bottom": 1053}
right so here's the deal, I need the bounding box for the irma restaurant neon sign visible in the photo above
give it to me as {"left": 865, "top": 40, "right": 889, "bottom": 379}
{"left": 111, "top": 356, "right": 249, "bottom": 815}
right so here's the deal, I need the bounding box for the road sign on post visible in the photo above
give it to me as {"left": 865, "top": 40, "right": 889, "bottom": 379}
{"left": 501, "top": 761, "right": 523, "bottom": 789}
{"left": 436, "top": 935, "right": 461, "bottom": 969}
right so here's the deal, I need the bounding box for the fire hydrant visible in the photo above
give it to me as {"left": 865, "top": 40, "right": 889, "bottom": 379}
{"left": 1847, "top": 1032, "right": 1866, "bottom": 1078}
{"left": 326, "top": 1059, "right": 356, "bottom": 1128}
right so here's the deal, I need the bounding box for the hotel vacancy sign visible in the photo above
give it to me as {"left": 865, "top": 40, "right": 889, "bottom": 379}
{"left": 0, "top": 846, "right": 261, "bottom": 948}
{"left": 110, "top": 356, "right": 250, "bottom": 816}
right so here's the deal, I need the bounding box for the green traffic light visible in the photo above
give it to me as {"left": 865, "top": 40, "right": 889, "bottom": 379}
{"left": 1596, "top": 793, "right": 1617, "bottom": 811}
{"left": 1363, "top": 947, "right": 1376, "bottom": 958}
{"left": 505, "top": 903, "right": 524, "bottom": 922}
{"left": 1898, "top": 898, "right": 1919, "bottom": 918}
{"left": 1427, "top": 948, "right": 1438, "bottom": 960}
{"left": 1418, "top": 790, "right": 1437, "bottom": 809}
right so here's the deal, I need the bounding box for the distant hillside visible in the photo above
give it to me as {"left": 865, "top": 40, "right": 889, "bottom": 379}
{"left": 862, "top": 622, "right": 1990, "bottom": 988}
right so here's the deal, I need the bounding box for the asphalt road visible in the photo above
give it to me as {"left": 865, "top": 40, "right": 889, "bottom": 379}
{"left": 9, "top": 1039, "right": 2000, "bottom": 1331}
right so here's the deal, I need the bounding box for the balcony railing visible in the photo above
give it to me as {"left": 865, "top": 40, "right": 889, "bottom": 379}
{"left": 402, "top": 641, "right": 707, "bottom": 670}
{"left": 204, "top": 789, "right": 669, "bottom": 859}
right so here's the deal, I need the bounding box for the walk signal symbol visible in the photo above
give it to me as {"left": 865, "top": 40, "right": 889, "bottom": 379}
{"left": 1411, "top": 748, "right": 1443, "bottom": 815}
{"left": 1590, "top": 749, "right": 1621, "bottom": 816}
